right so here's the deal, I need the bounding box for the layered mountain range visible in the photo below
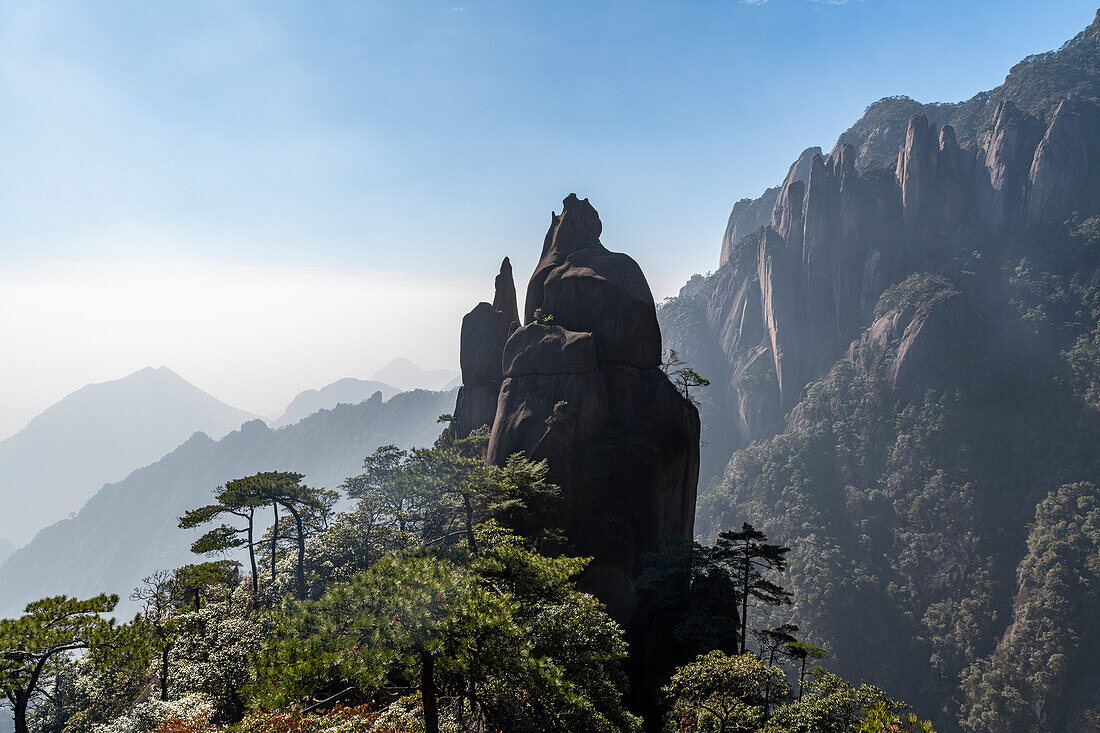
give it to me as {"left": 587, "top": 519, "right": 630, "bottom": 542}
{"left": 0, "top": 388, "right": 454, "bottom": 618}
{"left": 669, "top": 12, "right": 1100, "bottom": 491}
{"left": 0, "top": 367, "right": 257, "bottom": 546}
{"left": 273, "top": 378, "right": 400, "bottom": 427}
{"left": 660, "top": 10, "right": 1100, "bottom": 731}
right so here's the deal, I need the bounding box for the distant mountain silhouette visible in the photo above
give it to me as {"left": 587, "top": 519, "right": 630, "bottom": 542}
{"left": 0, "top": 538, "right": 13, "bottom": 565}
{"left": 273, "top": 378, "right": 401, "bottom": 427}
{"left": 370, "top": 358, "right": 459, "bottom": 392}
{"left": 0, "top": 388, "right": 455, "bottom": 617}
{"left": 0, "top": 367, "right": 256, "bottom": 545}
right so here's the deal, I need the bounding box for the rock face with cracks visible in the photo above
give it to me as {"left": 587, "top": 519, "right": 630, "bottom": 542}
{"left": 665, "top": 92, "right": 1100, "bottom": 493}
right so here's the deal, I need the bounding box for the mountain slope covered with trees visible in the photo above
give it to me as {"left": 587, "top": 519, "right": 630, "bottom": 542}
{"left": 0, "top": 367, "right": 257, "bottom": 546}
{"left": 660, "top": 9, "right": 1100, "bottom": 731}
{"left": 0, "top": 389, "right": 454, "bottom": 618}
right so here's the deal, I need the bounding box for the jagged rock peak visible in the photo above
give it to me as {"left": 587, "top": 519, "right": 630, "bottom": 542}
{"left": 897, "top": 114, "right": 940, "bottom": 226}
{"left": 982, "top": 100, "right": 1038, "bottom": 232}
{"left": 772, "top": 179, "right": 806, "bottom": 244}
{"left": 939, "top": 124, "right": 958, "bottom": 151}
{"left": 1028, "top": 95, "right": 1090, "bottom": 224}
{"left": 770, "top": 147, "right": 821, "bottom": 230}
{"left": 492, "top": 257, "right": 520, "bottom": 328}
{"left": 540, "top": 193, "right": 604, "bottom": 261}
{"left": 453, "top": 257, "right": 522, "bottom": 438}
{"left": 827, "top": 142, "right": 857, "bottom": 175}
{"left": 787, "top": 147, "right": 823, "bottom": 186}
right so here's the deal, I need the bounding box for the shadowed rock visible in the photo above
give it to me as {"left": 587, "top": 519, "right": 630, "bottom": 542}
{"left": 524, "top": 194, "right": 662, "bottom": 369}
{"left": 896, "top": 114, "right": 940, "bottom": 227}
{"left": 492, "top": 256, "right": 520, "bottom": 329}
{"left": 444, "top": 197, "right": 701, "bottom": 712}
{"left": 451, "top": 258, "right": 520, "bottom": 438}
{"left": 1029, "top": 96, "right": 1091, "bottom": 224}
{"left": 492, "top": 195, "right": 698, "bottom": 625}
{"left": 981, "top": 100, "right": 1042, "bottom": 232}
{"left": 442, "top": 196, "right": 701, "bottom": 715}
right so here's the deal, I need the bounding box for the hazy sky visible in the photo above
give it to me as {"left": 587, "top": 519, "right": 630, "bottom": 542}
{"left": 1, "top": 0, "right": 1094, "bottom": 438}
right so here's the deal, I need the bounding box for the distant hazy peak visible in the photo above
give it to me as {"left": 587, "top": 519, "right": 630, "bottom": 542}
{"left": 0, "top": 366, "right": 257, "bottom": 545}
{"left": 370, "top": 358, "right": 460, "bottom": 392}
{"left": 273, "top": 378, "right": 401, "bottom": 427}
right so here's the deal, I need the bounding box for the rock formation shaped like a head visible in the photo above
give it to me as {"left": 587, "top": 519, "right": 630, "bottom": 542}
{"left": 485, "top": 194, "right": 699, "bottom": 631}
{"left": 524, "top": 194, "right": 661, "bottom": 368}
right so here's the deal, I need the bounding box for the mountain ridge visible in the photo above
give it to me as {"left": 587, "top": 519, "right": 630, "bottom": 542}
{"left": 0, "top": 367, "right": 257, "bottom": 545}
{"left": 661, "top": 8, "right": 1100, "bottom": 729}
{"left": 0, "top": 387, "right": 456, "bottom": 617}
{"left": 272, "top": 377, "right": 401, "bottom": 427}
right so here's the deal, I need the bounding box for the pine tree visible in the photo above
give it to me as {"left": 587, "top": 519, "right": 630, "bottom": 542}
{"left": 713, "top": 523, "right": 793, "bottom": 654}
{"left": 0, "top": 594, "right": 118, "bottom": 733}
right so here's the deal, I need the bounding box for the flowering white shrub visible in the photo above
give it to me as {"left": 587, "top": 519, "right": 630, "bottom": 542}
{"left": 92, "top": 694, "right": 212, "bottom": 733}
{"left": 368, "top": 694, "right": 462, "bottom": 733}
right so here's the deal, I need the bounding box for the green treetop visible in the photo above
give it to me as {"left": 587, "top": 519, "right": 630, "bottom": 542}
{"left": 0, "top": 594, "right": 118, "bottom": 733}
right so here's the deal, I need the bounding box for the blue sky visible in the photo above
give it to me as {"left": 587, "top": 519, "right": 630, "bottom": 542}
{"left": 0, "top": 0, "right": 1095, "bottom": 434}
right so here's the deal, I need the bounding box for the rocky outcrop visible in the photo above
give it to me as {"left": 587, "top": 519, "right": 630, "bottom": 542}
{"left": 449, "top": 195, "right": 699, "bottom": 642}
{"left": 677, "top": 93, "right": 1100, "bottom": 493}
{"left": 720, "top": 147, "right": 821, "bottom": 267}
{"left": 1028, "top": 96, "right": 1091, "bottom": 224}
{"left": 451, "top": 258, "right": 519, "bottom": 438}
{"left": 523, "top": 195, "right": 662, "bottom": 369}
{"left": 481, "top": 195, "right": 699, "bottom": 629}
{"left": 845, "top": 280, "right": 970, "bottom": 400}
{"left": 981, "top": 100, "right": 1042, "bottom": 233}
{"left": 896, "top": 114, "right": 940, "bottom": 228}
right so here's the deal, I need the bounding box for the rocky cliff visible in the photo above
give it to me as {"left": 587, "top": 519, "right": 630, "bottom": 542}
{"left": 661, "top": 9, "right": 1100, "bottom": 730}
{"left": 452, "top": 195, "right": 700, "bottom": 635}
{"left": 451, "top": 258, "right": 520, "bottom": 439}
{"left": 666, "top": 87, "right": 1100, "bottom": 493}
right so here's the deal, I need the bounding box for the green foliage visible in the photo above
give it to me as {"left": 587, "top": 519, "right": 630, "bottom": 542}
{"left": 172, "top": 562, "right": 240, "bottom": 610}
{"left": 960, "top": 482, "right": 1100, "bottom": 731}
{"left": 855, "top": 703, "right": 935, "bottom": 733}
{"left": 695, "top": 238, "right": 1100, "bottom": 730}
{"left": 23, "top": 621, "right": 153, "bottom": 733}
{"left": 254, "top": 539, "right": 639, "bottom": 732}
{"left": 872, "top": 274, "right": 956, "bottom": 320}
{"left": 169, "top": 587, "right": 270, "bottom": 722}
{"left": 532, "top": 307, "right": 554, "bottom": 324}
{"left": 0, "top": 594, "right": 119, "bottom": 733}
{"left": 713, "top": 524, "right": 792, "bottom": 656}
{"left": 763, "top": 670, "right": 903, "bottom": 733}
{"left": 663, "top": 651, "right": 788, "bottom": 732}
{"left": 662, "top": 349, "right": 711, "bottom": 405}
{"left": 182, "top": 472, "right": 329, "bottom": 603}
{"left": 254, "top": 553, "right": 515, "bottom": 706}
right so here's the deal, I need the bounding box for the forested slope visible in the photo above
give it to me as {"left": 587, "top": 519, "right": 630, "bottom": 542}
{"left": 660, "top": 9, "right": 1100, "bottom": 730}
{"left": 0, "top": 389, "right": 454, "bottom": 618}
